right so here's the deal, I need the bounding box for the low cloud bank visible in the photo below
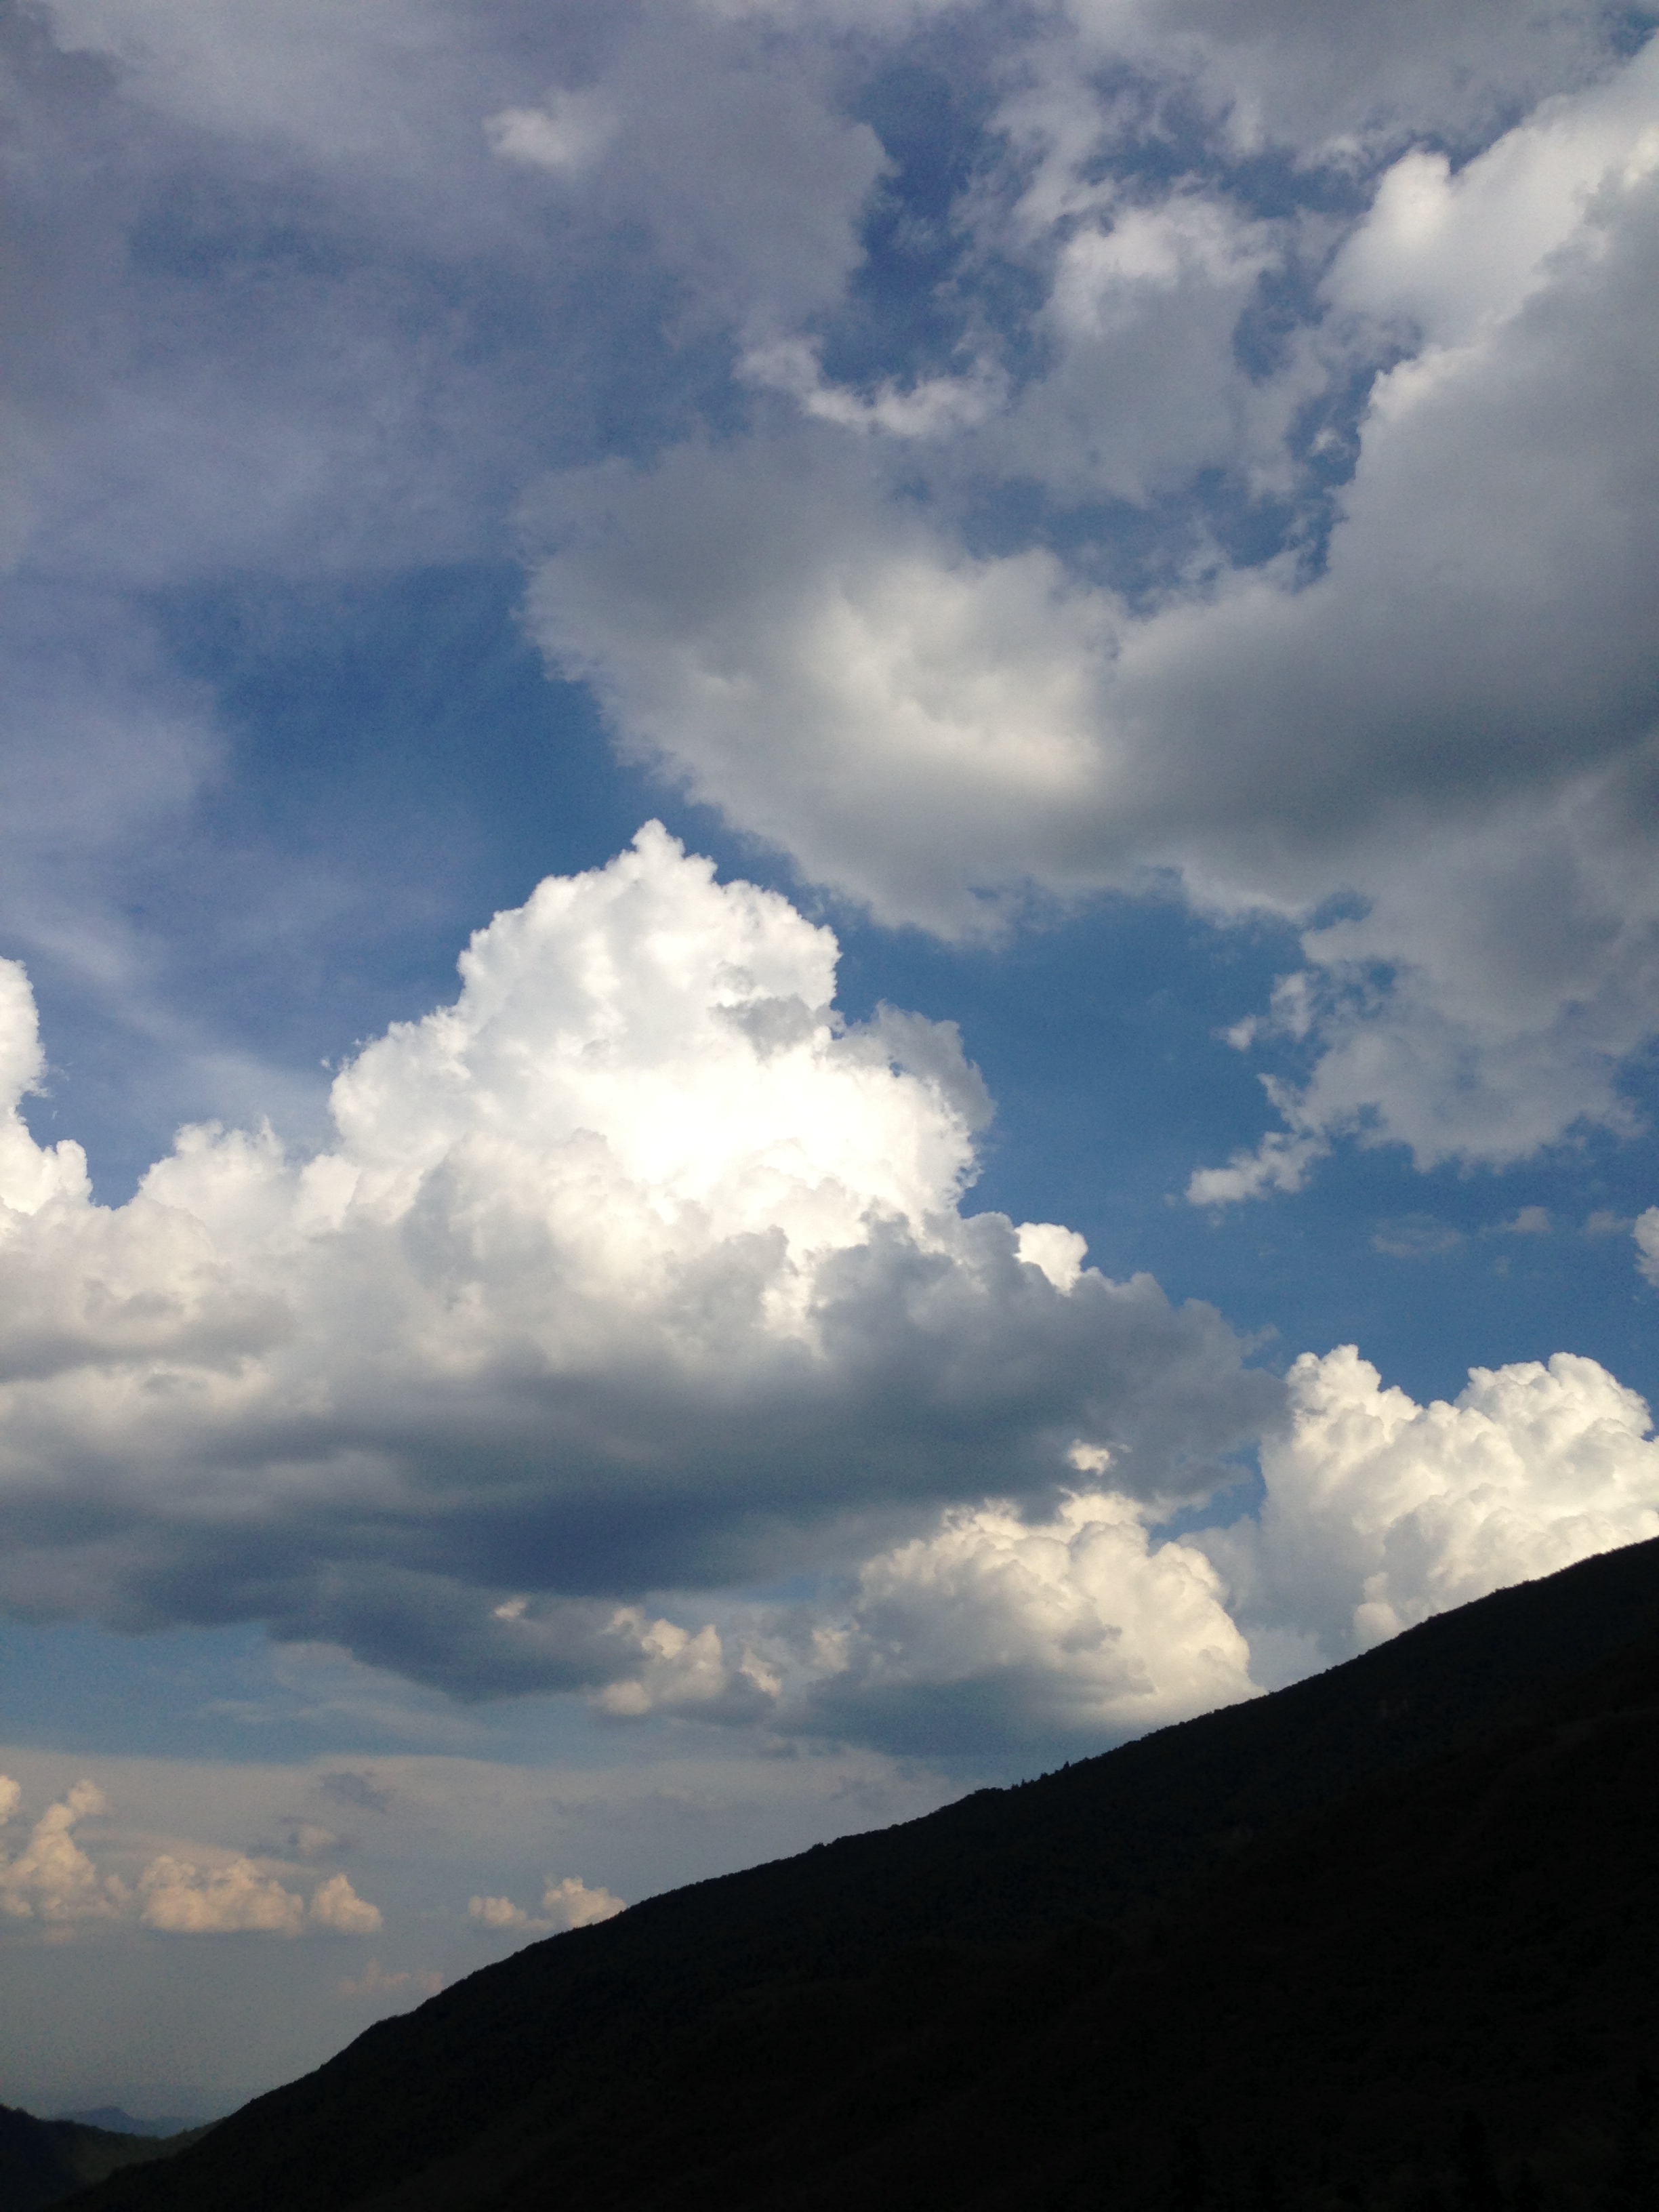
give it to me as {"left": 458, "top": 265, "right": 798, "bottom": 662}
{"left": 0, "top": 1774, "right": 380, "bottom": 1936}
{"left": 649, "top": 1339, "right": 1659, "bottom": 1756}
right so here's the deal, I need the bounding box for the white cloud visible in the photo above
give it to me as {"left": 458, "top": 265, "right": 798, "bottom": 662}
{"left": 525, "top": 33, "right": 1659, "bottom": 1188}
{"left": 0, "top": 963, "right": 90, "bottom": 1216}
{"left": 741, "top": 338, "right": 1006, "bottom": 440}
{"left": 138, "top": 1856, "right": 307, "bottom": 1936}
{"left": 541, "top": 1874, "right": 624, "bottom": 1928}
{"left": 468, "top": 1872, "right": 623, "bottom": 1933}
{"left": 136, "top": 1855, "right": 381, "bottom": 1936}
{"left": 591, "top": 1614, "right": 737, "bottom": 1719}
{"left": 1187, "top": 1132, "right": 1329, "bottom": 1208}
{"left": 524, "top": 451, "right": 1117, "bottom": 937}
{"left": 1208, "top": 1345, "right": 1659, "bottom": 1658}
{"left": 1635, "top": 1206, "right": 1659, "bottom": 1284}
{"left": 800, "top": 1490, "right": 1258, "bottom": 1753}
{"left": 1505, "top": 1206, "right": 1552, "bottom": 1235}
{"left": 467, "top": 1893, "right": 527, "bottom": 1929}
{"left": 487, "top": 88, "right": 615, "bottom": 176}
{"left": 0, "top": 828, "right": 1273, "bottom": 1698}
{"left": 1328, "top": 56, "right": 1659, "bottom": 344}
{"left": 308, "top": 1872, "right": 383, "bottom": 1934}
{"left": 0, "top": 1765, "right": 383, "bottom": 1941}
{"left": 0, "top": 1779, "right": 127, "bottom": 1923}
{"left": 1015, "top": 1224, "right": 1088, "bottom": 1294}
{"left": 1047, "top": 194, "right": 1278, "bottom": 339}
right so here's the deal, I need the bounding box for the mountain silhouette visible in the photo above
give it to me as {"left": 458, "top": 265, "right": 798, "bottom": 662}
{"left": 0, "top": 2106, "right": 205, "bottom": 2212}
{"left": 55, "top": 1536, "right": 1659, "bottom": 2211}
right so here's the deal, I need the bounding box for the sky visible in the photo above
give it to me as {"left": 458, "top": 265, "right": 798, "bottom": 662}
{"left": 3, "top": 0, "right": 1659, "bottom": 2124}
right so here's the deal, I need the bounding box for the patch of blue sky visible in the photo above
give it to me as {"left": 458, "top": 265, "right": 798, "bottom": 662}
{"left": 830, "top": 56, "right": 1033, "bottom": 384}
{"left": 0, "top": 1614, "right": 726, "bottom": 1769}
{"left": 1614, "top": 4, "right": 1659, "bottom": 54}
{"left": 18, "top": 565, "right": 658, "bottom": 1200}
{"left": 832, "top": 897, "right": 1659, "bottom": 1413}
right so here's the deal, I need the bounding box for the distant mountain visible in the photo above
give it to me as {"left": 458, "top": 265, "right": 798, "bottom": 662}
{"left": 0, "top": 2106, "right": 202, "bottom": 2212}
{"left": 64, "top": 1538, "right": 1659, "bottom": 2211}
{"left": 53, "top": 2116, "right": 194, "bottom": 2144}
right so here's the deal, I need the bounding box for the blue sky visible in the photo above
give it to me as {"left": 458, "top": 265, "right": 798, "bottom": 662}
{"left": 3, "top": 0, "right": 1659, "bottom": 2122}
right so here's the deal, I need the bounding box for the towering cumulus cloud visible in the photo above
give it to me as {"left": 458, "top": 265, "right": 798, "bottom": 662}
{"left": 0, "top": 828, "right": 1273, "bottom": 1711}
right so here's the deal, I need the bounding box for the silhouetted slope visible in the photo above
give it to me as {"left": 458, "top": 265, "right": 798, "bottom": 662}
{"left": 584, "top": 1620, "right": 1657, "bottom": 2212}
{"left": 68, "top": 1538, "right": 1659, "bottom": 2212}
{"left": 0, "top": 2105, "right": 201, "bottom": 2212}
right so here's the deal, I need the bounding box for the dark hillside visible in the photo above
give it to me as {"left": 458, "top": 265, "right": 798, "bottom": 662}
{"left": 67, "top": 1538, "right": 1659, "bottom": 2212}
{"left": 0, "top": 2106, "right": 201, "bottom": 2212}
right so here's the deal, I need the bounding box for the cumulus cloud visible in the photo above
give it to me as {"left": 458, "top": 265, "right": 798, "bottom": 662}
{"left": 308, "top": 1873, "right": 384, "bottom": 1934}
{"left": 5, "top": 814, "right": 1648, "bottom": 1748}
{"left": 0, "top": 1771, "right": 382, "bottom": 1940}
{"left": 487, "top": 88, "right": 616, "bottom": 176}
{"left": 800, "top": 1487, "right": 1256, "bottom": 1755}
{"left": 3, "top": 0, "right": 1657, "bottom": 1771}
{"left": 138, "top": 1856, "right": 308, "bottom": 1936}
{"left": 0, "top": 828, "right": 1273, "bottom": 1699}
{"left": 1, "top": 0, "right": 1652, "bottom": 1218}
{"left": 576, "top": 1435, "right": 1263, "bottom": 1756}
{"left": 590, "top": 1614, "right": 748, "bottom": 1720}
{"left": 524, "top": 447, "right": 1120, "bottom": 937}
{"left": 135, "top": 1856, "right": 382, "bottom": 1936}
{"left": 467, "top": 1893, "right": 527, "bottom": 1929}
{"left": 0, "top": 1779, "right": 127, "bottom": 1923}
{"left": 1207, "top": 1346, "right": 1659, "bottom": 1658}
{"left": 1505, "top": 1207, "right": 1552, "bottom": 1235}
{"left": 523, "top": 28, "right": 1659, "bottom": 1191}
{"left": 543, "top": 1873, "right": 626, "bottom": 1928}
{"left": 468, "top": 1872, "right": 624, "bottom": 1933}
